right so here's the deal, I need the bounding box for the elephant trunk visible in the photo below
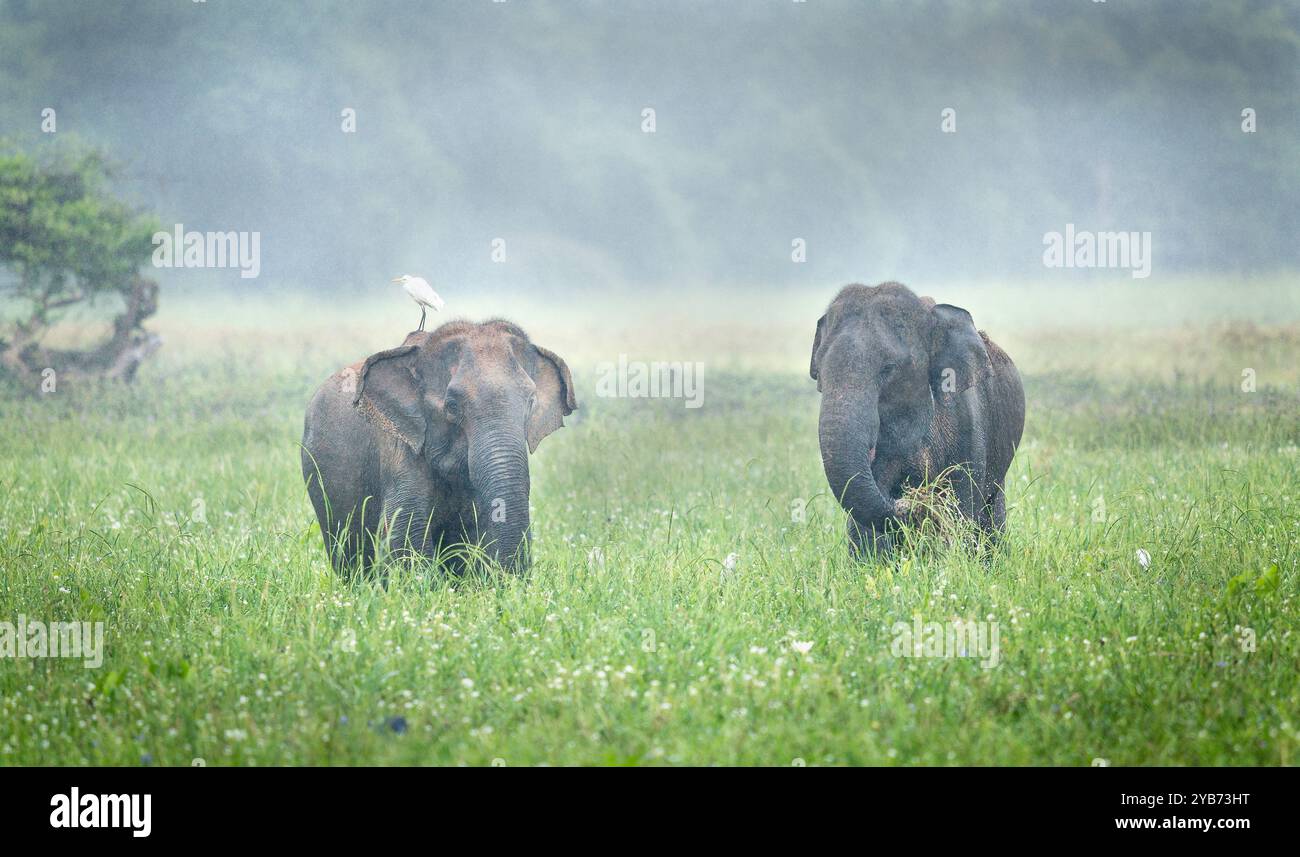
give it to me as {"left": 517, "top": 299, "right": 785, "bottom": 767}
{"left": 468, "top": 417, "right": 532, "bottom": 571}
{"left": 819, "top": 384, "right": 896, "bottom": 555}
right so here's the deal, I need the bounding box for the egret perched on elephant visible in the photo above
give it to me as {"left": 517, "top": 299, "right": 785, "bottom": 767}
{"left": 392, "top": 274, "right": 444, "bottom": 331}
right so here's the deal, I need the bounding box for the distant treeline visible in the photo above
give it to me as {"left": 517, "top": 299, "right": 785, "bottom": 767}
{"left": 1, "top": 0, "right": 1296, "bottom": 292}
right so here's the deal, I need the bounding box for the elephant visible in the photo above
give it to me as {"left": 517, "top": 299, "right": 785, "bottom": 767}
{"left": 300, "top": 319, "right": 576, "bottom": 576}
{"left": 809, "top": 282, "right": 1025, "bottom": 559}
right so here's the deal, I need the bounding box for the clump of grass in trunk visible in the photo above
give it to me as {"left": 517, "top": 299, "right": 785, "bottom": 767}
{"left": 892, "top": 467, "right": 982, "bottom": 555}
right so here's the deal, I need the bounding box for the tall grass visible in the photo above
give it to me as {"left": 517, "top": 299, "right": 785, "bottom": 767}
{"left": 0, "top": 278, "right": 1296, "bottom": 765}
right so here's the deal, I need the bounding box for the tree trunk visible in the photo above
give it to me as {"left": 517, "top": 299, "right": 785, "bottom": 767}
{"left": 0, "top": 275, "right": 161, "bottom": 390}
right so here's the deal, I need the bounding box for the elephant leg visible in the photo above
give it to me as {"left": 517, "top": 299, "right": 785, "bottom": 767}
{"left": 967, "top": 482, "right": 1007, "bottom": 563}
{"left": 945, "top": 460, "right": 985, "bottom": 523}
{"left": 985, "top": 483, "right": 1007, "bottom": 532}
{"left": 385, "top": 501, "right": 437, "bottom": 561}
{"left": 983, "top": 483, "right": 1008, "bottom": 541}
{"left": 328, "top": 520, "right": 374, "bottom": 578}
{"left": 304, "top": 471, "right": 373, "bottom": 577}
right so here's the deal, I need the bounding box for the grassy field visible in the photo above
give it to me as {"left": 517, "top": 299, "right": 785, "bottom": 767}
{"left": 1, "top": 277, "right": 1297, "bottom": 766}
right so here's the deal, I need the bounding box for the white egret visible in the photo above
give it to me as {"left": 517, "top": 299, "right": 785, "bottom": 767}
{"left": 391, "top": 274, "right": 445, "bottom": 331}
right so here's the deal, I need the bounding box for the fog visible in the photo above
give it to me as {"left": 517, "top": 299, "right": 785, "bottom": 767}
{"left": 2, "top": 0, "right": 1296, "bottom": 297}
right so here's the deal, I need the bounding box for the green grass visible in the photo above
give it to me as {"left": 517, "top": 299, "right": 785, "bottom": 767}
{"left": 1, "top": 279, "right": 1297, "bottom": 765}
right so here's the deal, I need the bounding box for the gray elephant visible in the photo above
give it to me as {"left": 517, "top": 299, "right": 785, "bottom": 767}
{"left": 301, "top": 319, "right": 576, "bottom": 575}
{"left": 810, "top": 282, "right": 1025, "bottom": 558}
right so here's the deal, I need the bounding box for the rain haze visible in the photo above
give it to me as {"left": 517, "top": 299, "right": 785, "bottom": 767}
{"left": 3, "top": 0, "right": 1296, "bottom": 298}
{"left": 1, "top": 0, "right": 1298, "bottom": 776}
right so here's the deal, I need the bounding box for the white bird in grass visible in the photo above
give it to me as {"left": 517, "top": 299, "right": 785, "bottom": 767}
{"left": 392, "top": 274, "right": 445, "bottom": 331}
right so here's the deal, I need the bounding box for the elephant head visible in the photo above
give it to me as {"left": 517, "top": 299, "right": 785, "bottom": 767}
{"left": 353, "top": 319, "right": 576, "bottom": 570}
{"left": 810, "top": 282, "right": 991, "bottom": 556}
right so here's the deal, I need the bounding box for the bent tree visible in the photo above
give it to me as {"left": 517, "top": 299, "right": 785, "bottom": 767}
{"left": 0, "top": 145, "right": 160, "bottom": 389}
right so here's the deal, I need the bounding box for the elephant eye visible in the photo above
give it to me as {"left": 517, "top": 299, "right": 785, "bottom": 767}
{"left": 443, "top": 392, "right": 463, "bottom": 419}
{"left": 527, "top": 392, "right": 538, "bottom": 413}
{"left": 880, "top": 357, "right": 911, "bottom": 379}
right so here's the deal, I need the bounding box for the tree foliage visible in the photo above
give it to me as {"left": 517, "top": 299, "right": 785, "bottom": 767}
{"left": 0, "top": 142, "right": 161, "bottom": 386}
{"left": 0, "top": 145, "right": 156, "bottom": 321}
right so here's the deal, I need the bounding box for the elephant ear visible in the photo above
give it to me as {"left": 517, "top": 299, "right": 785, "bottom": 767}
{"left": 527, "top": 343, "right": 577, "bottom": 453}
{"left": 353, "top": 344, "right": 427, "bottom": 455}
{"left": 928, "top": 304, "right": 992, "bottom": 398}
{"left": 809, "top": 314, "right": 828, "bottom": 389}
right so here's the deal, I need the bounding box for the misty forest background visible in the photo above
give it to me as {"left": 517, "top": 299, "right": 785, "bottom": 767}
{"left": 1, "top": 0, "right": 1297, "bottom": 298}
